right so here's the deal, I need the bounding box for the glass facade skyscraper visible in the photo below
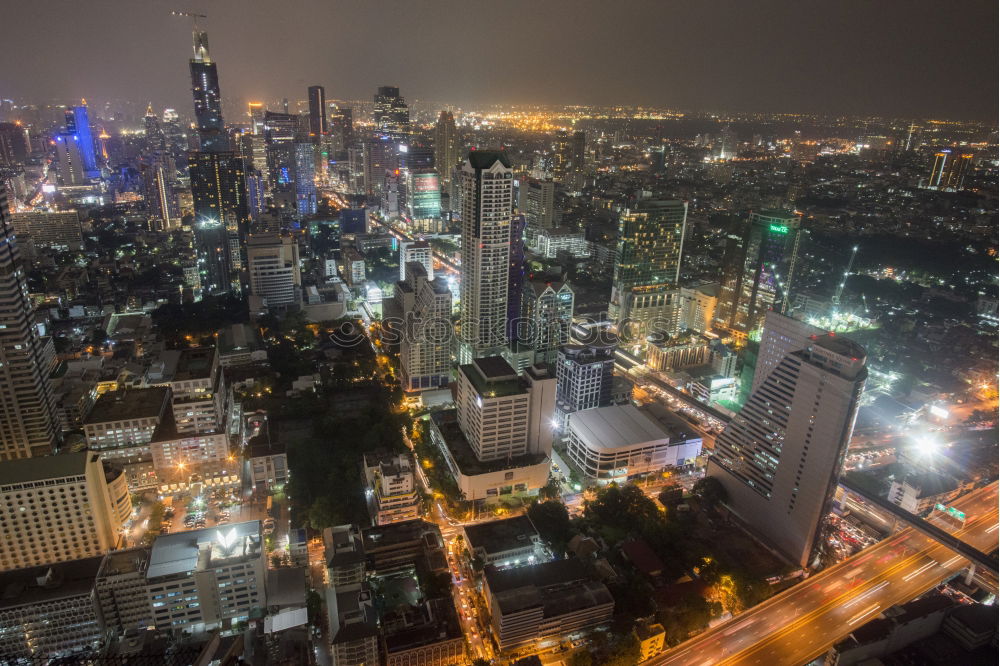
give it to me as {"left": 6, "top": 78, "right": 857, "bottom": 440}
{"left": 189, "top": 30, "right": 226, "bottom": 153}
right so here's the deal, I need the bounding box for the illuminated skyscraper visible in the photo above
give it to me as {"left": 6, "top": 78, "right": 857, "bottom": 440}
{"left": 708, "top": 312, "right": 867, "bottom": 566}
{"left": 609, "top": 199, "right": 687, "bottom": 328}
{"left": 64, "top": 102, "right": 99, "bottom": 177}
{"left": 188, "top": 152, "right": 250, "bottom": 293}
{"left": 518, "top": 177, "right": 556, "bottom": 229}
{"left": 459, "top": 150, "right": 514, "bottom": 362}
{"left": 53, "top": 133, "right": 86, "bottom": 186}
{"left": 0, "top": 185, "right": 59, "bottom": 459}
{"left": 373, "top": 86, "right": 409, "bottom": 143}
{"left": 247, "top": 102, "right": 265, "bottom": 135}
{"left": 406, "top": 169, "right": 441, "bottom": 221}
{"left": 927, "top": 148, "right": 973, "bottom": 191}
{"left": 433, "top": 110, "right": 459, "bottom": 188}
{"left": 329, "top": 106, "right": 353, "bottom": 152}
{"left": 189, "top": 30, "right": 226, "bottom": 152}
{"left": 715, "top": 209, "right": 802, "bottom": 339}
{"left": 307, "top": 85, "right": 327, "bottom": 141}
{"left": 294, "top": 142, "right": 317, "bottom": 217}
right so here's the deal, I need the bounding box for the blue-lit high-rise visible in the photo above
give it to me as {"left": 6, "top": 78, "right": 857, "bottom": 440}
{"left": 64, "top": 102, "right": 99, "bottom": 177}
{"left": 189, "top": 30, "right": 226, "bottom": 153}
{"left": 294, "top": 142, "right": 317, "bottom": 217}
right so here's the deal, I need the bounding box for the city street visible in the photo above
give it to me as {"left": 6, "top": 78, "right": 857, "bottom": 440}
{"left": 648, "top": 482, "right": 999, "bottom": 665}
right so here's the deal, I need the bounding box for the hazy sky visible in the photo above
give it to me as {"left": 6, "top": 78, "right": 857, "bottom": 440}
{"left": 5, "top": 0, "right": 997, "bottom": 120}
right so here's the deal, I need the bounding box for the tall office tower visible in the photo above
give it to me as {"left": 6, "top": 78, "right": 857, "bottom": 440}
{"left": 433, "top": 110, "right": 459, "bottom": 188}
{"left": 456, "top": 357, "right": 557, "bottom": 461}
{"left": 64, "top": 102, "right": 99, "bottom": 177}
{"left": 927, "top": 148, "right": 973, "bottom": 191}
{"left": 521, "top": 279, "right": 575, "bottom": 363}
{"left": 0, "top": 451, "right": 131, "bottom": 571}
{"left": 609, "top": 199, "right": 687, "bottom": 329}
{"left": 329, "top": 106, "right": 353, "bottom": 152}
{"left": 395, "top": 262, "right": 453, "bottom": 392}
{"left": 0, "top": 123, "right": 29, "bottom": 165}
{"left": 0, "top": 186, "right": 59, "bottom": 458}
{"left": 141, "top": 152, "right": 178, "bottom": 229}
{"left": 458, "top": 151, "right": 514, "bottom": 362}
{"left": 143, "top": 103, "right": 166, "bottom": 151}
{"left": 307, "top": 85, "right": 327, "bottom": 141}
{"left": 715, "top": 209, "right": 802, "bottom": 339}
{"left": 247, "top": 233, "right": 301, "bottom": 311}
{"left": 507, "top": 214, "right": 527, "bottom": 344}
{"left": 373, "top": 86, "right": 409, "bottom": 142}
{"left": 189, "top": 29, "right": 226, "bottom": 153}
{"left": 518, "top": 176, "right": 556, "bottom": 228}
{"left": 363, "top": 136, "right": 397, "bottom": 195}
{"left": 399, "top": 240, "right": 434, "bottom": 281}
{"left": 248, "top": 102, "right": 265, "bottom": 135}
{"left": 555, "top": 342, "right": 616, "bottom": 424}
{"left": 188, "top": 151, "right": 251, "bottom": 293}
{"left": 53, "top": 133, "right": 86, "bottom": 185}
{"left": 708, "top": 315, "right": 867, "bottom": 566}
{"left": 293, "top": 141, "right": 317, "bottom": 217}
{"left": 406, "top": 168, "right": 442, "bottom": 222}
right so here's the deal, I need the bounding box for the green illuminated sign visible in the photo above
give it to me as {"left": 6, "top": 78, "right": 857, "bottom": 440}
{"left": 934, "top": 503, "right": 966, "bottom": 520}
{"left": 769, "top": 224, "right": 790, "bottom": 234}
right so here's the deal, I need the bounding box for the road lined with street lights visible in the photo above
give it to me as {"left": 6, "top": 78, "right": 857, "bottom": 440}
{"left": 648, "top": 482, "right": 999, "bottom": 666}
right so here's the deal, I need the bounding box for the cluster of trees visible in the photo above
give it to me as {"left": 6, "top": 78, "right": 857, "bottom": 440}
{"left": 152, "top": 295, "right": 248, "bottom": 345}
{"left": 287, "top": 387, "right": 409, "bottom": 530}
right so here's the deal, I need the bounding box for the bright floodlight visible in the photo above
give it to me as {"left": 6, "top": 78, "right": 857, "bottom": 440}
{"left": 914, "top": 436, "right": 939, "bottom": 457}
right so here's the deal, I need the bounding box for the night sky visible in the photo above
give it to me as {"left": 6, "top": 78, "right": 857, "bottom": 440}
{"left": 6, "top": 0, "right": 997, "bottom": 120}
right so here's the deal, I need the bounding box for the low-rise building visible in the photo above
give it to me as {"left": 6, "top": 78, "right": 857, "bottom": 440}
{"left": 0, "top": 556, "right": 104, "bottom": 661}
{"left": 145, "top": 521, "right": 266, "bottom": 633}
{"left": 217, "top": 324, "right": 268, "bottom": 367}
{"left": 483, "top": 559, "right": 614, "bottom": 651}
{"left": 83, "top": 386, "right": 171, "bottom": 464}
{"left": 463, "top": 515, "right": 545, "bottom": 568}
{"left": 888, "top": 472, "right": 973, "bottom": 516}
{"left": 565, "top": 403, "right": 702, "bottom": 485}
{"left": 363, "top": 453, "right": 421, "bottom": 525}
{"left": 636, "top": 622, "right": 666, "bottom": 660}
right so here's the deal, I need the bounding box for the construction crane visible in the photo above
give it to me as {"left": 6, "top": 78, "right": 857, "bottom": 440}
{"left": 171, "top": 10, "right": 207, "bottom": 30}
{"left": 832, "top": 245, "right": 859, "bottom": 308}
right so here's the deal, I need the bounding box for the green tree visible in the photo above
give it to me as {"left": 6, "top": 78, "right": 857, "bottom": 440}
{"left": 527, "top": 499, "right": 573, "bottom": 554}
{"left": 566, "top": 652, "right": 592, "bottom": 666}
{"left": 539, "top": 476, "right": 562, "bottom": 500}
{"left": 692, "top": 477, "right": 728, "bottom": 509}
{"left": 584, "top": 483, "right": 660, "bottom": 534}
{"left": 306, "top": 589, "right": 323, "bottom": 625}
{"left": 657, "top": 483, "right": 683, "bottom": 506}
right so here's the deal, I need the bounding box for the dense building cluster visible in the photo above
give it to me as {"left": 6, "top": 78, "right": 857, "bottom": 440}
{"left": 0, "top": 9, "right": 995, "bottom": 666}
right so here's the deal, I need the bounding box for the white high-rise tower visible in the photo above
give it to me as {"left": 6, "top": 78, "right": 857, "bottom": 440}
{"left": 708, "top": 312, "right": 867, "bottom": 566}
{"left": 458, "top": 150, "right": 514, "bottom": 363}
{"left": 0, "top": 185, "right": 59, "bottom": 458}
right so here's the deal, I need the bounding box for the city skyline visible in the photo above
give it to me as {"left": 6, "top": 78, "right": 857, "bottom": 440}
{"left": 2, "top": 0, "right": 997, "bottom": 121}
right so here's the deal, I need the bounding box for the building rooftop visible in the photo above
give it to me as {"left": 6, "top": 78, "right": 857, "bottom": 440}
{"left": 901, "top": 472, "right": 959, "bottom": 499}
{"left": 467, "top": 150, "right": 512, "bottom": 170}
{"left": 147, "top": 521, "right": 261, "bottom": 579}
{"left": 431, "top": 409, "right": 547, "bottom": 476}
{"left": 173, "top": 347, "right": 217, "bottom": 381}
{"left": 639, "top": 402, "right": 703, "bottom": 442}
{"left": 461, "top": 356, "right": 524, "bottom": 398}
{"left": 485, "top": 559, "right": 613, "bottom": 617}
{"left": 218, "top": 323, "right": 263, "bottom": 355}
{"left": 568, "top": 404, "right": 670, "bottom": 450}
{"left": 0, "top": 450, "right": 95, "bottom": 487}
{"left": 0, "top": 556, "right": 104, "bottom": 610}
{"left": 463, "top": 516, "right": 539, "bottom": 556}
{"left": 97, "top": 547, "right": 151, "bottom": 579}
{"left": 85, "top": 386, "right": 170, "bottom": 425}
